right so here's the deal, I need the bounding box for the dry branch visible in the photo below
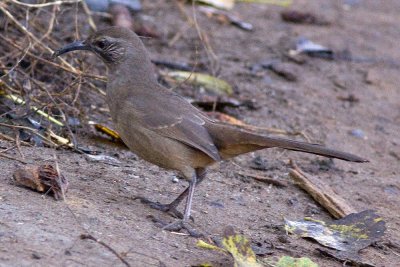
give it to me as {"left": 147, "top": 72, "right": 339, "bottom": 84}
{"left": 289, "top": 161, "right": 356, "bottom": 219}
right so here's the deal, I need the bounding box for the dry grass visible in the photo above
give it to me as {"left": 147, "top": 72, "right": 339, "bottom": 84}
{"left": 0, "top": 0, "right": 107, "bottom": 148}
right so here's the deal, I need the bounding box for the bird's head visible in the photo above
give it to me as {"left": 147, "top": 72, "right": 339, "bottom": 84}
{"left": 52, "top": 27, "right": 147, "bottom": 66}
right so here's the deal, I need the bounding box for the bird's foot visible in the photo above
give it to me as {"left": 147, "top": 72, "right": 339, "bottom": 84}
{"left": 137, "top": 197, "right": 184, "bottom": 219}
{"left": 162, "top": 219, "right": 204, "bottom": 238}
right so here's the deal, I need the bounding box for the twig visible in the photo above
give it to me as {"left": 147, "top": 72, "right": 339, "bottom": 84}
{"left": 63, "top": 205, "right": 160, "bottom": 266}
{"left": 0, "top": 35, "right": 106, "bottom": 81}
{"left": 47, "top": 129, "right": 74, "bottom": 148}
{"left": 0, "top": 152, "right": 28, "bottom": 163}
{"left": 7, "top": 0, "right": 82, "bottom": 9}
{"left": 73, "top": 0, "right": 80, "bottom": 40}
{"left": 168, "top": 23, "right": 192, "bottom": 47}
{"left": 15, "top": 130, "right": 25, "bottom": 159}
{"left": 80, "top": 234, "right": 131, "bottom": 267}
{"left": 38, "top": 5, "right": 57, "bottom": 41}
{"left": 190, "top": 1, "right": 220, "bottom": 75}
{"left": 3, "top": 93, "right": 65, "bottom": 127}
{"left": 289, "top": 160, "right": 356, "bottom": 219}
{"left": 53, "top": 152, "right": 66, "bottom": 201}
{"left": 237, "top": 171, "right": 288, "bottom": 187}
{"left": 0, "top": 132, "right": 31, "bottom": 146}
{"left": 236, "top": 0, "right": 292, "bottom": 7}
{"left": 81, "top": 0, "right": 97, "bottom": 31}
{"left": 0, "top": 41, "right": 31, "bottom": 80}
{"left": 0, "top": 145, "right": 17, "bottom": 154}
{"left": 71, "top": 76, "right": 82, "bottom": 105}
{"left": 0, "top": 145, "right": 28, "bottom": 164}
{"left": 168, "top": 46, "right": 200, "bottom": 91}
{"left": 0, "top": 122, "right": 57, "bottom": 147}
{"left": 0, "top": 4, "right": 87, "bottom": 78}
{"left": 175, "top": 0, "right": 220, "bottom": 75}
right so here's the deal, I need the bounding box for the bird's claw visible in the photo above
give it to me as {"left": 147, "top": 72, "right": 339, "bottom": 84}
{"left": 137, "top": 197, "right": 184, "bottom": 219}
{"left": 162, "top": 219, "right": 204, "bottom": 238}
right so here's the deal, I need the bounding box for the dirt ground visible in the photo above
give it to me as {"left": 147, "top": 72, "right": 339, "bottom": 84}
{"left": 1, "top": 0, "right": 400, "bottom": 266}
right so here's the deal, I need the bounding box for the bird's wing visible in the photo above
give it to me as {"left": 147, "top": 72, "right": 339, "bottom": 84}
{"left": 132, "top": 91, "right": 221, "bottom": 161}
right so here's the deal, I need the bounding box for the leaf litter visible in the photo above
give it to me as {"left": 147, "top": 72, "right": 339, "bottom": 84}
{"left": 197, "top": 226, "right": 318, "bottom": 267}
{"left": 285, "top": 210, "right": 386, "bottom": 266}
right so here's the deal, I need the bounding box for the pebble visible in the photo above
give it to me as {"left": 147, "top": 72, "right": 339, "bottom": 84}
{"left": 349, "top": 129, "right": 367, "bottom": 140}
{"left": 85, "top": 0, "right": 142, "bottom": 12}
{"left": 365, "top": 69, "right": 381, "bottom": 85}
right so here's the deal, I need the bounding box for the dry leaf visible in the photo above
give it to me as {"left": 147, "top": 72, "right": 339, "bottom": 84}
{"left": 164, "top": 71, "right": 233, "bottom": 95}
{"left": 285, "top": 210, "right": 386, "bottom": 259}
{"left": 197, "top": 226, "right": 262, "bottom": 267}
{"left": 13, "top": 165, "right": 68, "bottom": 200}
{"left": 194, "top": 0, "right": 235, "bottom": 10}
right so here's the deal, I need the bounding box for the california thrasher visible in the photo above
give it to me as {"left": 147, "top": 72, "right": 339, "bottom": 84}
{"left": 53, "top": 27, "right": 367, "bottom": 236}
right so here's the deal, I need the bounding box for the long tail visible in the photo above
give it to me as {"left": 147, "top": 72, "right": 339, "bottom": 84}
{"left": 208, "top": 123, "right": 368, "bottom": 163}
{"left": 253, "top": 136, "right": 367, "bottom": 162}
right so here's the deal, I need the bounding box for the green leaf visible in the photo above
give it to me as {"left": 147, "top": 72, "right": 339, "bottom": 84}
{"left": 275, "top": 256, "right": 318, "bottom": 267}
{"left": 221, "top": 227, "right": 263, "bottom": 267}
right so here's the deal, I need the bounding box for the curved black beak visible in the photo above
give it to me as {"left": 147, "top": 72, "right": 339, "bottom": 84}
{"left": 52, "top": 40, "right": 91, "bottom": 59}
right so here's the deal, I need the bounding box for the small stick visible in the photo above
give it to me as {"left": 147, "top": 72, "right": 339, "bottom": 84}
{"left": 81, "top": 0, "right": 97, "bottom": 31}
{"left": 0, "top": 41, "right": 31, "bottom": 80}
{"left": 0, "top": 122, "right": 57, "bottom": 147}
{"left": 14, "top": 130, "right": 25, "bottom": 159}
{"left": 0, "top": 149, "right": 28, "bottom": 164}
{"left": 39, "top": 5, "right": 57, "bottom": 41}
{"left": 8, "top": 0, "right": 82, "bottom": 8}
{"left": 53, "top": 153, "right": 66, "bottom": 201}
{"left": 80, "top": 234, "right": 131, "bottom": 267}
{"left": 0, "top": 5, "right": 68, "bottom": 64}
{"left": 0, "top": 132, "right": 17, "bottom": 143}
{"left": 168, "top": 23, "right": 192, "bottom": 47}
{"left": 0, "top": 145, "right": 17, "bottom": 154}
{"left": 4, "top": 93, "right": 65, "bottom": 127}
{"left": 0, "top": 33, "right": 106, "bottom": 82}
{"left": 0, "top": 132, "right": 31, "bottom": 146}
{"left": 237, "top": 171, "right": 288, "bottom": 187}
{"left": 289, "top": 161, "right": 356, "bottom": 219}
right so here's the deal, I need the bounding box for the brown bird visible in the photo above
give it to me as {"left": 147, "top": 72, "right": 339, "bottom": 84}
{"left": 53, "top": 27, "right": 367, "bottom": 236}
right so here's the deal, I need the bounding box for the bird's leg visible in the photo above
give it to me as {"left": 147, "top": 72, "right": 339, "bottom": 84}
{"left": 138, "top": 168, "right": 207, "bottom": 219}
{"left": 183, "top": 171, "right": 197, "bottom": 221}
{"left": 162, "top": 170, "right": 204, "bottom": 237}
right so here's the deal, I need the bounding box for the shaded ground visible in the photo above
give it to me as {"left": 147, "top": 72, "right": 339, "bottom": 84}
{"left": 1, "top": 0, "right": 400, "bottom": 266}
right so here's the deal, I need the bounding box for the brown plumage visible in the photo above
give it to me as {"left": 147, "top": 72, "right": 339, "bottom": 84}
{"left": 53, "top": 27, "right": 367, "bottom": 236}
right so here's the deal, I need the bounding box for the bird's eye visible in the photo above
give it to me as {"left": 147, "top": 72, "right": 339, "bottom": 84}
{"left": 95, "top": 39, "right": 108, "bottom": 49}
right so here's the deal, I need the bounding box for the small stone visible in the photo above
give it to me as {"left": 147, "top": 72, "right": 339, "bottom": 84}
{"left": 384, "top": 185, "right": 400, "bottom": 195}
{"left": 287, "top": 197, "right": 298, "bottom": 206}
{"left": 67, "top": 117, "right": 80, "bottom": 126}
{"left": 250, "top": 156, "right": 269, "bottom": 170}
{"left": 305, "top": 204, "right": 321, "bottom": 216}
{"left": 365, "top": 69, "right": 381, "bottom": 85}
{"left": 171, "top": 176, "right": 179, "bottom": 183}
{"left": 209, "top": 200, "right": 224, "bottom": 208}
{"left": 349, "top": 129, "right": 367, "bottom": 140}
{"left": 31, "top": 252, "right": 41, "bottom": 259}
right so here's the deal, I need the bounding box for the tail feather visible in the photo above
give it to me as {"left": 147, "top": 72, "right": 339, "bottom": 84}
{"left": 258, "top": 136, "right": 367, "bottom": 162}
{"left": 208, "top": 123, "right": 367, "bottom": 163}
